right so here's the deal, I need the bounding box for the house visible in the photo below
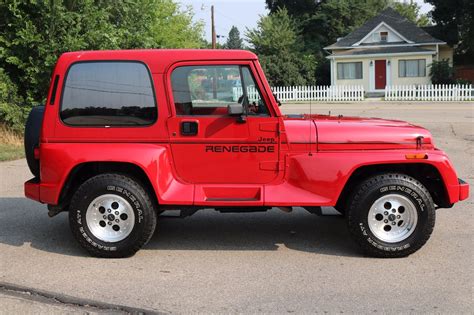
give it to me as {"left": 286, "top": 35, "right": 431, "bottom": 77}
{"left": 324, "top": 8, "right": 453, "bottom": 93}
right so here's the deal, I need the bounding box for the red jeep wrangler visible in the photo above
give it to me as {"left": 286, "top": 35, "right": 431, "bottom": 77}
{"left": 24, "top": 50, "right": 469, "bottom": 258}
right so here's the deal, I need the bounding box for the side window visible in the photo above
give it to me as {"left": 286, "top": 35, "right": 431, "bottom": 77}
{"left": 171, "top": 65, "right": 269, "bottom": 116}
{"left": 60, "top": 61, "right": 156, "bottom": 126}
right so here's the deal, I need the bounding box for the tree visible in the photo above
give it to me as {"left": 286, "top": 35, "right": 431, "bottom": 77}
{"left": 246, "top": 9, "right": 317, "bottom": 86}
{"left": 247, "top": 8, "right": 300, "bottom": 55}
{"left": 391, "top": 1, "right": 430, "bottom": 26}
{"left": 425, "top": 0, "right": 474, "bottom": 64}
{"left": 266, "top": 0, "right": 322, "bottom": 17}
{"left": 225, "top": 26, "right": 244, "bottom": 49}
{"left": 0, "top": 68, "right": 27, "bottom": 133}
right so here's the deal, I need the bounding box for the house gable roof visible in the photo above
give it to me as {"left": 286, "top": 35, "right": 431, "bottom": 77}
{"left": 353, "top": 21, "right": 414, "bottom": 46}
{"left": 325, "top": 7, "right": 444, "bottom": 49}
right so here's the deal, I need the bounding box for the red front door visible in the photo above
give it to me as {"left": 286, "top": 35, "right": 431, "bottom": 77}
{"left": 375, "top": 60, "right": 386, "bottom": 90}
{"left": 166, "top": 63, "right": 280, "bottom": 186}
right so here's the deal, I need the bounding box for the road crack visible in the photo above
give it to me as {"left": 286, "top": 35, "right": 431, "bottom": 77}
{"left": 449, "top": 123, "right": 457, "bottom": 136}
{"left": 0, "top": 282, "right": 161, "bottom": 314}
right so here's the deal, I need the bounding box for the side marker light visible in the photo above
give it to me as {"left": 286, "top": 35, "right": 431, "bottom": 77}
{"left": 405, "top": 153, "right": 428, "bottom": 159}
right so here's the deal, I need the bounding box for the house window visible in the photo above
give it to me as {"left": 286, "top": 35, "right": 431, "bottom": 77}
{"left": 380, "top": 31, "right": 388, "bottom": 42}
{"left": 399, "top": 59, "right": 426, "bottom": 77}
{"left": 337, "top": 62, "right": 363, "bottom": 80}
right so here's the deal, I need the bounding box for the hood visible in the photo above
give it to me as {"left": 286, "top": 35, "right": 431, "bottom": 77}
{"left": 283, "top": 114, "right": 433, "bottom": 151}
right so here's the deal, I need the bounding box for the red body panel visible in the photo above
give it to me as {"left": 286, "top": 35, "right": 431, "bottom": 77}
{"left": 25, "top": 49, "right": 468, "bottom": 209}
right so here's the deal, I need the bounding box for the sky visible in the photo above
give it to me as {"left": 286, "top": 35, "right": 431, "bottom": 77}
{"left": 179, "top": 0, "right": 268, "bottom": 45}
{"left": 178, "top": 0, "right": 434, "bottom": 45}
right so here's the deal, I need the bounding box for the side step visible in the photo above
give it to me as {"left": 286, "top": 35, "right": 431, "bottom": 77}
{"left": 160, "top": 206, "right": 341, "bottom": 219}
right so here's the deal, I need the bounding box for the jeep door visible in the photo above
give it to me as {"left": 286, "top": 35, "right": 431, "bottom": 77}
{"left": 166, "top": 62, "right": 280, "bottom": 192}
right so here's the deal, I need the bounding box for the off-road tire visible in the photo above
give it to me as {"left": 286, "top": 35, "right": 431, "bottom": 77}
{"left": 69, "top": 173, "right": 157, "bottom": 258}
{"left": 347, "top": 173, "right": 435, "bottom": 258}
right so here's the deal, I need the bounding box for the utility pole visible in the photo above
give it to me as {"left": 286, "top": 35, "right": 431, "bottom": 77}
{"left": 210, "top": 5, "right": 217, "bottom": 98}
{"left": 211, "top": 5, "right": 216, "bottom": 49}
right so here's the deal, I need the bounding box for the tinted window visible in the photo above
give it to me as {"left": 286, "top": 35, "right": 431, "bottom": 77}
{"left": 171, "top": 65, "right": 269, "bottom": 116}
{"left": 61, "top": 62, "right": 156, "bottom": 126}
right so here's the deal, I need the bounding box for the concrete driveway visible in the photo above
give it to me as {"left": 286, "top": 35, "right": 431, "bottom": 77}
{"left": 1, "top": 101, "right": 472, "bottom": 313}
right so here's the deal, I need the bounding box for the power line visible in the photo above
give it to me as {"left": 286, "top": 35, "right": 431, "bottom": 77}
{"left": 213, "top": 7, "right": 242, "bottom": 27}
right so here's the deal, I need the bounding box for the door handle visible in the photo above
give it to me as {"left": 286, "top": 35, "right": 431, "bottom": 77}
{"left": 180, "top": 121, "right": 198, "bottom": 136}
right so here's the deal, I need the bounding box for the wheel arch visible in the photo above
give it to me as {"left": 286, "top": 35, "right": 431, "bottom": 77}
{"left": 335, "top": 162, "right": 450, "bottom": 213}
{"left": 57, "top": 161, "right": 159, "bottom": 211}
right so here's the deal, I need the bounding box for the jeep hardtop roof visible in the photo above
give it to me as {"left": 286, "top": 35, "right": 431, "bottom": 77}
{"left": 58, "top": 49, "right": 258, "bottom": 73}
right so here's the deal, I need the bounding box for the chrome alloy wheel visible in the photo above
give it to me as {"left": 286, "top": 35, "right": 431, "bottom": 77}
{"left": 85, "top": 194, "right": 136, "bottom": 242}
{"left": 367, "top": 194, "right": 418, "bottom": 243}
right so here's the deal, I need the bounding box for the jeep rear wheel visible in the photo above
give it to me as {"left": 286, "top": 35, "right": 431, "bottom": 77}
{"left": 69, "top": 174, "right": 157, "bottom": 258}
{"left": 347, "top": 173, "right": 435, "bottom": 258}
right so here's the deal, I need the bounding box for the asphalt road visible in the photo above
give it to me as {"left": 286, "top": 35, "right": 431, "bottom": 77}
{"left": 1, "top": 101, "right": 473, "bottom": 314}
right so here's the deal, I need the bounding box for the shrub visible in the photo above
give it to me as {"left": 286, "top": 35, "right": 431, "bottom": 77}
{"left": 0, "top": 68, "right": 29, "bottom": 133}
{"left": 429, "top": 60, "right": 454, "bottom": 84}
{"left": 455, "top": 78, "right": 473, "bottom": 85}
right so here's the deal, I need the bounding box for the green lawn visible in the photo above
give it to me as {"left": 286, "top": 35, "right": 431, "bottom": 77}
{"left": 0, "top": 143, "right": 24, "bottom": 161}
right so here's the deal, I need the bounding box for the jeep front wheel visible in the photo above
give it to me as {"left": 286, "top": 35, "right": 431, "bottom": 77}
{"left": 69, "top": 173, "right": 157, "bottom": 258}
{"left": 347, "top": 173, "right": 435, "bottom": 258}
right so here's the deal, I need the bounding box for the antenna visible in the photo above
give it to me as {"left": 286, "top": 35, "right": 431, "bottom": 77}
{"left": 309, "top": 98, "right": 313, "bottom": 156}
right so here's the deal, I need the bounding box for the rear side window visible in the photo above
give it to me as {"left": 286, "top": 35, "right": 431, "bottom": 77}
{"left": 60, "top": 61, "right": 156, "bottom": 126}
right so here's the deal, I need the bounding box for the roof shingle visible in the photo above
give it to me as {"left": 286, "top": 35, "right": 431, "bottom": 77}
{"left": 331, "top": 46, "right": 436, "bottom": 56}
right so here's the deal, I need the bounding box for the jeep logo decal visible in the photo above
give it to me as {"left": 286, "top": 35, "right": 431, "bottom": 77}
{"left": 205, "top": 145, "right": 275, "bottom": 153}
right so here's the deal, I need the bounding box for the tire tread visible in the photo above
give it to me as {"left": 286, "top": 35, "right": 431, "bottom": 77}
{"left": 69, "top": 173, "right": 157, "bottom": 258}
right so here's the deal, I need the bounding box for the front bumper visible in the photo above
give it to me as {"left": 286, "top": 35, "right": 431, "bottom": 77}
{"left": 458, "top": 178, "right": 469, "bottom": 201}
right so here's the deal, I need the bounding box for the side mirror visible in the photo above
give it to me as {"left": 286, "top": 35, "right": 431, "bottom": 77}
{"left": 228, "top": 104, "right": 247, "bottom": 123}
{"left": 228, "top": 104, "right": 243, "bottom": 116}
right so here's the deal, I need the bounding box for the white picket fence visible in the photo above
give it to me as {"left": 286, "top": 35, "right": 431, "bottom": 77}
{"left": 233, "top": 85, "right": 364, "bottom": 102}
{"left": 232, "top": 86, "right": 260, "bottom": 102}
{"left": 233, "top": 84, "right": 474, "bottom": 103}
{"left": 271, "top": 85, "right": 365, "bottom": 102}
{"left": 385, "top": 84, "right": 474, "bottom": 101}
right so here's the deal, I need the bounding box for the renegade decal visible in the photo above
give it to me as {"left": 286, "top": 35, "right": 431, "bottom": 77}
{"left": 205, "top": 145, "right": 275, "bottom": 153}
